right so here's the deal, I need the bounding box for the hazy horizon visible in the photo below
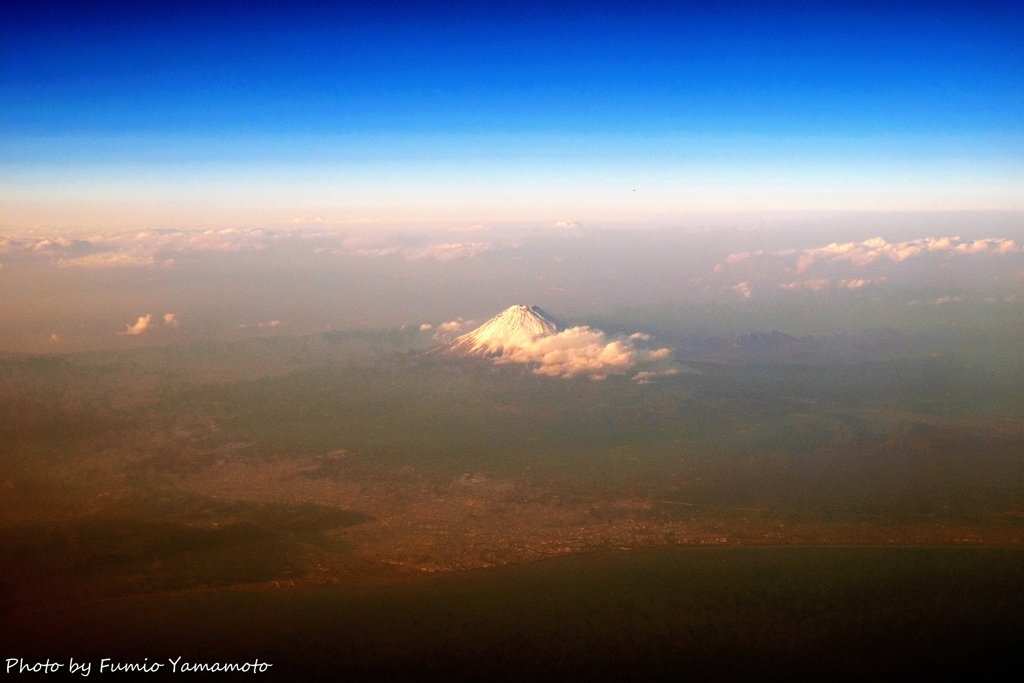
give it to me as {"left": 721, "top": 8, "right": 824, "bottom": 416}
{"left": 1, "top": 212, "right": 1022, "bottom": 354}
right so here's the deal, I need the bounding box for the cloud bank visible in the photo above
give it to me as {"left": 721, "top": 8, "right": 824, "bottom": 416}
{"left": 496, "top": 326, "right": 676, "bottom": 381}
{"left": 120, "top": 312, "right": 180, "bottom": 335}
{"left": 0, "top": 228, "right": 513, "bottom": 270}
{"left": 715, "top": 235, "right": 1024, "bottom": 299}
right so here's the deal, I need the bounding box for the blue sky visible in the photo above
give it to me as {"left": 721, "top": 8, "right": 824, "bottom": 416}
{"left": 2, "top": 1, "right": 1022, "bottom": 228}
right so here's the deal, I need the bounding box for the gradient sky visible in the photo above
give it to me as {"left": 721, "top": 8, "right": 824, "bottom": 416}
{"left": 2, "top": 0, "right": 1023, "bottom": 228}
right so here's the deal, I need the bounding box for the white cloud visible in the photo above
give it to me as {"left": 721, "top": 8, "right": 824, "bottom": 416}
{"left": 3, "top": 227, "right": 298, "bottom": 269}
{"left": 839, "top": 277, "right": 885, "bottom": 289}
{"left": 715, "top": 235, "right": 1023, "bottom": 293}
{"left": 795, "top": 254, "right": 815, "bottom": 273}
{"left": 58, "top": 253, "right": 157, "bottom": 268}
{"left": 431, "top": 318, "right": 476, "bottom": 341}
{"left": 495, "top": 326, "right": 675, "bottom": 380}
{"left": 163, "top": 313, "right": 180, "bottom": 328}
{"left": 438, "top": 319, "right": 471, "bottom": 332}
{"left": 122, "top": 315, "right": 152, "bottom": 336}
{"left": 341, "top": 233, "right": 504, "bottom": 261}
{"left": 779, "top": 279, "right": 829, "bottom": 291}
{"left": 404, "top": 242, "right": 494, "bottom": 262}
{"left": 730, "top": 236, "right": 1022, "bottom": 276}
{"left": 1, "top": 227, "right": 519, "bottom": 271}
{"left": 731, "top": 282, "right": 752, "bottom": 299}
{"left": 633, "top": 369, "right": 680, "bottom": 384}
{"left": 257, "top": 320, "right": 283, "bottom": 328}
{"left": 419, "top": 323, "right": 433, "bottom": 330}
{"left": 347, "top": 247, "right": 403, "bottom": 258}
{"left": 956, "top": 240, "right": 989, "bottom": 254}
{"left": 800, "top": 236, "right": 1021, "bottom": 268}
{"left": 554, "top": 220, "right": 580, "bottom": 228}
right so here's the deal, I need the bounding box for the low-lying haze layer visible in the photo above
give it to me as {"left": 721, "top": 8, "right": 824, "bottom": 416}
{"left": 2, "top": 214, "right": 1022, "bottom": 354}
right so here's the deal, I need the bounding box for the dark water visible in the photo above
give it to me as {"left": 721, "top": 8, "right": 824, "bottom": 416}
{"left": 4, "top": 547, "right": 1024, "bottom": 681}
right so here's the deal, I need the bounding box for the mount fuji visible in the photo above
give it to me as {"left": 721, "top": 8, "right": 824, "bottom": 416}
{"left": 435, "top": 304, "right": 680, "bottom": 381}
{"left": 445, "top": 305, "right": 564, "bottom": 358}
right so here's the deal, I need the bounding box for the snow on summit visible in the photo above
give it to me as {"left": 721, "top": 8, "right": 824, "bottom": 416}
{"left": 448, "top": 305, "right": 564, "bottom": 357}
{"left": 441, "top": 305, "right": 680, "bottom": 381}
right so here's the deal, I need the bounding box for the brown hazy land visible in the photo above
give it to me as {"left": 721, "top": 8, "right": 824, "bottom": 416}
{"left": 4, "top": 322, "right": 1024, "bottom": 613}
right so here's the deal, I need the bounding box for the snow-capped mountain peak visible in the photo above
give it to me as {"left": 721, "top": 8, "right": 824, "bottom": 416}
{"left": 447, "top": 305, "right": 564, "bottom": 357}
